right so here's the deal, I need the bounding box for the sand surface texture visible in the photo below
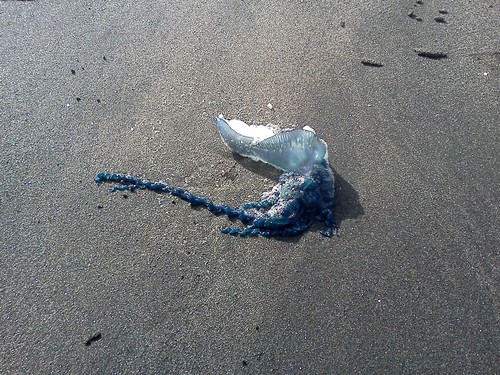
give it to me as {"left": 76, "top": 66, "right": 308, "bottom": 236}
{"left": 1, "top": 0, "right": 498, "bottom": 373}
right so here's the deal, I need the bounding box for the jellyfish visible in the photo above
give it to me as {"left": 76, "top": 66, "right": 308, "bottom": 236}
{"left": 95, "top": 115, "right": 336, "bottom": 237}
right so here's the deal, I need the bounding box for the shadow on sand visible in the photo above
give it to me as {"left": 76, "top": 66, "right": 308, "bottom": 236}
{"left": 332, "top": 171, "right": 364, "bottom": 227}
{"left": 230, "top": 153, "right": 364, "bottom": 240}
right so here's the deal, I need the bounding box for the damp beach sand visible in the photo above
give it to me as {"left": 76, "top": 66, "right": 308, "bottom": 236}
{"left": 1, "top": 1, "right": 498, "bottom": 373}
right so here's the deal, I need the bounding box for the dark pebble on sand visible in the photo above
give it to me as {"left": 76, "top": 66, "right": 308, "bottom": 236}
{"left": 84, "top": 332, "right": 102, "bottom": 346}
{"left": 434, "top": 16, "right": 447, "bottom": 24}
{"left": 361, "top": 59, "right": 384, "bottom": 67}
{"left": 414, "top": 49, "right": 448, "bottom": 59}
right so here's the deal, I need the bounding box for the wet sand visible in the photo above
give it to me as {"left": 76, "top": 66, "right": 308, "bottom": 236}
{"left": 1, "top": 0, "right": 498, "bottom": 373}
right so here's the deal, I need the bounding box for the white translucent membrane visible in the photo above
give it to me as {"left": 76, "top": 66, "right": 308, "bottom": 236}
{"left": 215, "top": 115, "right": 329, "bottom": 176}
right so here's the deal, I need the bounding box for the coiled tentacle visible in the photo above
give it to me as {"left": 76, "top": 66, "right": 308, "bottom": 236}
{"left": 95, "top": 157, "right": 336, "bottom": 237}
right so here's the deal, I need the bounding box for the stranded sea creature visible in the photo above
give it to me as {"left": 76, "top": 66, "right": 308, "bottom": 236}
{"left": 95, "top": 115, "right": 336, "bottom": 237}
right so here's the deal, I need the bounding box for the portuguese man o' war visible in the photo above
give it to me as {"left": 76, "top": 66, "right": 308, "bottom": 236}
{"left": 95, "top": 115, "right": 336, "bottom": 237}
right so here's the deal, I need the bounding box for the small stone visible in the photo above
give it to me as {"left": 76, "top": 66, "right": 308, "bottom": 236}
{"left": 84, "top": 332, "right": 102, "bottom": 347}
{"left": 434, "top": 16, "right": 447, "bottom": 24}
{"left": 340, "top": 20, "right": 345, "bottom": 28}
{"left": 438, "top": 9, "right": 448, "bottom": 14}
{"left": 267, "top": 103, "right": 273, "bottom": 110}
{"left": 414, "top": 48, "right": 448, "bottom": 59}
{"left": 361, "top": 59, "right": 384, "bottom": 67}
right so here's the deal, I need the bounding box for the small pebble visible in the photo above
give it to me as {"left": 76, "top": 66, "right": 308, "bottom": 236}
{"left": 84, "top": 332, "right": 102, "bottom": 347}
{"left": 361, "top": 59, "right": 384, "bottom": 67}
{"left": 267, "top": 103, "right": 273, "bottom": 110}
{"left": 434, "top": 16, "right": 447, "bottom": 24}
{"left": 414, "top": 48, "right": 448, "bottom": 59}
{"left": 340, "top": 20, "right": 345, "bottom": 28}
{"left": 438, "top": 9, "right": 448, "bottom": 14}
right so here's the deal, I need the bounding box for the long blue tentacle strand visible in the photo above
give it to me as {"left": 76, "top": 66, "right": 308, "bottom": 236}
{"left": 95, "top": 159, "right": 336, "bottom": 238}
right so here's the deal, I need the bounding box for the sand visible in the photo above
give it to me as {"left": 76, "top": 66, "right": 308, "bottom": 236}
{"left": 1, "top": 0, "right": 498, "bottom": 373}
